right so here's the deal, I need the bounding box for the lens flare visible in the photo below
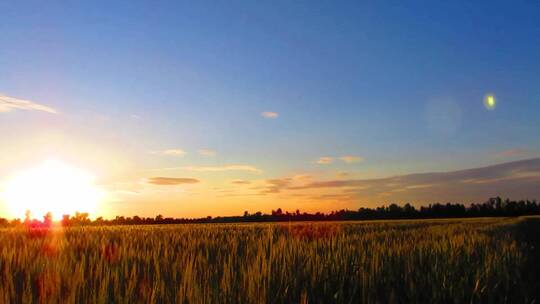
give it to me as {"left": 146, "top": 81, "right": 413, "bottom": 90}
{"left": 484, "top": 94, "right": 496, "bottom": 110}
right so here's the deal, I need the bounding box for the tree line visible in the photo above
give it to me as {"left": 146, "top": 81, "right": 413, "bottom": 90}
{"left": 0, "top": 197, "right": 538, "bottom": 227}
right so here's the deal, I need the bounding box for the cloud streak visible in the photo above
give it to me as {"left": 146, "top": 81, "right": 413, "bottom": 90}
{"left": 259, "top": 178, "right": 293, "bottom": 194}
{"left": 315, "top": 155, "right": 364, "bottom": 164}
{"left": 231, "top": 179, "right": 251, "bottom": 185}
{"left": 291, "top": 158, "right": 540, "bottom": 204}
{"left": 147, "top": 177, "right": 200, "bottom": 185}
{"left": 152, "top": 149, "right": 186, "bottom": 156}
{"left": 181, "top": 165, "right": 262, "bottom": 174}
{"left": 0, "top": 94, "right": 57, "bottom": 114}
{"left": 316, "top": 157, "right": 334, "bottom": 164}
{"left": 261, "top": 111, "right": 279, "bottom": 119}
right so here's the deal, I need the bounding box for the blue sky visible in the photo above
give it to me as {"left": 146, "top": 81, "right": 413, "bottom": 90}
{"left": 1, "top": 1, "right": 539, "bottom": 217}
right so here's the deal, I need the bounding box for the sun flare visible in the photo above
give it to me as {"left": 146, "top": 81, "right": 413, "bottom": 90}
{"left": 1, "top": 160, "right": 104, "bottom": 220}
{"left": 484, "top": 94, "right": 496, "bottom": 110}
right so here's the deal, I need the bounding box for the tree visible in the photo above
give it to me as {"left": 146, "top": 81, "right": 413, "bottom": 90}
{"left": 62, "top": 215, "right": 71, "bottom": 227}
{"left": 24, "top": 210, "right": 32, "bottom": 224}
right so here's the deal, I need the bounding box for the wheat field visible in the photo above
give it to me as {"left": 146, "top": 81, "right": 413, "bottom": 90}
{"left": 0, "top": 217, "right": 538, "bottom": 303}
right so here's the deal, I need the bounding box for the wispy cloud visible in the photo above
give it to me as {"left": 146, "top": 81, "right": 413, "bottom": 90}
{"left": 231, "top": 179, "right": 251, "bottom": 185}
{"left": 316, "top": 157, "right": 334, "bottom": 165}
{"left": 147, "top": 177, "right": 200, "bottom": 185}
{"left": 495, "top": 148, "right": 527, "bottom": 158}
{"left": 114, "top": 190, "right": 141, "bottom": 196}
{"left": 259, "top": 178, "right": 293, "bottom": 194}
{"left": 290, "top": 158, "right": 540, "bottom": 204}
{"left": 340, "top": 155, "right": 364, "bottom": 163}
{"left": 229, "top": 159, "right": 540, "bottom": 204}
{"left": 261, "top": 111, "right": 279, "bottom": 119}
{"left": 181, "top": 165, "right": 262, "bottom": 174}
{"left": 152, "top": 149, "right": 186, "bottom": 156}
{"left": 199, "top": 149, "right": 217, "bottom": 157}
{"left": 337, "top": 172, "right": 351, "bottom": 178}
{"left": 292, "top": 174, "right": 312, "bottom": 181}
{"left": 316, "top": 155, "right": 364, "bottom": 165}
{"left": 0, "top": 94, "right": 57, "bottom": 114}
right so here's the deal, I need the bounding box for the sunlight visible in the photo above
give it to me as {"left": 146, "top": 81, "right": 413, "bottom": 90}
{"left": 484, "top": 94, "right": 496, "bottom": 110}
{"left": 1, "top": 160, "right": 104, "bottom": 220}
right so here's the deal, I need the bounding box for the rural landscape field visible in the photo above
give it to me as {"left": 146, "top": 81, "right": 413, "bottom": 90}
{"left": 1, "top": 217, "right": 539, "bottom": 303}
{"left": 2, "top": 1, "right": 540, "bottom": 303}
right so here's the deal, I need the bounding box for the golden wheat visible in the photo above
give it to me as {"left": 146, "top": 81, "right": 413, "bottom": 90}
{"left": 0, "top": 218, "right": 536, "bottom": 303}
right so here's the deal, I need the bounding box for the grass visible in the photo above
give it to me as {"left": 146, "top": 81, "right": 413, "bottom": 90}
{"left": 0, "top": 217, "right": 538, "bottom": 303}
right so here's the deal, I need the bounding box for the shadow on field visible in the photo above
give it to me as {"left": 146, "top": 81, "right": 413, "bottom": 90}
{"left": 514, "top": 217, "right": 540, "bottom": 301}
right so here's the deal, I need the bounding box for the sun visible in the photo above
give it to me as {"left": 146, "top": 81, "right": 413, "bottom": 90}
{"left": 2, "top": 160, "right": 104, "bottom": 220}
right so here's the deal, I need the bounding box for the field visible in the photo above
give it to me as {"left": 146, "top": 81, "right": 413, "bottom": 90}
{"left": 0, "top": 217, "right": 539, "bottom": 303}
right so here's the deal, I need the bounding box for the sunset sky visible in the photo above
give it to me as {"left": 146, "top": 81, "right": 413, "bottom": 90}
{"left": 1, "top": 1, "right": 540, "bottom": 219}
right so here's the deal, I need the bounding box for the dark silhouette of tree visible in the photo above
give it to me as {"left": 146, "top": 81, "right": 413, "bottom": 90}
{"left": 2, "top": 197, "right": 539, "bottom": 227}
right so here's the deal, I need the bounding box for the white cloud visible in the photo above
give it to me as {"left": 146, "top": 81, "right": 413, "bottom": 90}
{"left": 152, "top": 149, "right": 186, "bottom": 156}
{"left": 182, "top": 165, "right": 261, "bottom": 174}
{"left": 0, "top": 94, "right": 57, "bottom": 114}
{"left": 316, "top": 157, "right": 334, "bottom": 165}
{"left": 261, "top": 111, "right": 279, "bottom": 119}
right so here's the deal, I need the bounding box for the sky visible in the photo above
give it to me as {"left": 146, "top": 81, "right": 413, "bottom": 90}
{"left": 1, "top": 1, "right": 539, "bottom": 219}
